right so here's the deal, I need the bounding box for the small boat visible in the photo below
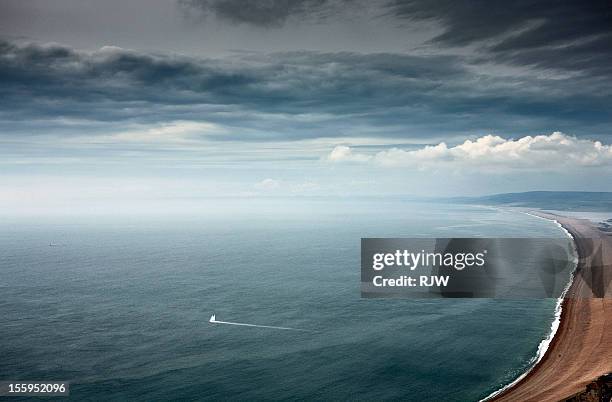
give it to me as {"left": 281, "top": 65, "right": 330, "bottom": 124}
{"left": 209, "top": 314, "right": 216, "bottom": 323}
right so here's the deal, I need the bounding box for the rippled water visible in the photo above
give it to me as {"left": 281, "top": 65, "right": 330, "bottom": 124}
{"left": 0, "top": 200, "right": 562, "bottom": 401}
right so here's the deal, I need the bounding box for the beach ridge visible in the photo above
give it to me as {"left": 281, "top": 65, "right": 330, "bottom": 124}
{"left": 490, "top": 211, "right": 612, "bottom": 402}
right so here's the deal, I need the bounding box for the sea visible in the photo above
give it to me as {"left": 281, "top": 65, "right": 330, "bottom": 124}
{"left": 0, "top": 199, "right": 569, "bottom": 401}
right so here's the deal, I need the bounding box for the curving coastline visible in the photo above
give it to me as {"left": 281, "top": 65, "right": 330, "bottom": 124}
{"left": 490, "top": 211, "right": 612, "bottom": 402}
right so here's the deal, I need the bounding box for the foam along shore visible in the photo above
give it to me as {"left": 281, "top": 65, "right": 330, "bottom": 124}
{"left": 489, "top": 211, "right": 612, "bottom": 402}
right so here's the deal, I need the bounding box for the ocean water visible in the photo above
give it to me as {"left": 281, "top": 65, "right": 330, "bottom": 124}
{"left": 0, "top": 200, "right": 564, "bottom": 401}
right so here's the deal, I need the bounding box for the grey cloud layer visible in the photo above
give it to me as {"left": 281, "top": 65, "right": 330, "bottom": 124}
{"left": 389, "top": 0, "right": 612, "bottom": 79}
{"left": 1, "top": 39, "right": 611, "bottom": 141}
{"left": 181, "top": 0, "right": 612, "bottom": 80}
{"left": 180, "top": 0, "right": 343, "bottom": 27}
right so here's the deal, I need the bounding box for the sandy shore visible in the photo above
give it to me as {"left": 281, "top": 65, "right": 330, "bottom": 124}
{"left": 491, "top": 211, "right": 612, "bottom": 402}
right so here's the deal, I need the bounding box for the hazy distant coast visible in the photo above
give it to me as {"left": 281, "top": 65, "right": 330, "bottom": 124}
{"left": 449, "top": 191, "right": 612, "bottom": 212}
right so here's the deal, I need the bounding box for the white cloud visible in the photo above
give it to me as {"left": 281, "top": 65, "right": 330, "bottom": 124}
{"left": 327, "top": 145, "right": 372, "bottom": 162}
{"left": 92, "top": 121, "right": 224, "bottom": 144}
{"left": 254, "top": 178, "right": 281, "bottom": 190}
{"left": 328, "top": 132, "right": 612, "bottom": 170}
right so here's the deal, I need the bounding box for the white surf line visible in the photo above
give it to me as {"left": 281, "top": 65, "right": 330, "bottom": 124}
{"left": 209, "top": 314, "right": 312, "bottom": 332}
{"left": 481, "top": 210, "right": 579, "bottom": 401}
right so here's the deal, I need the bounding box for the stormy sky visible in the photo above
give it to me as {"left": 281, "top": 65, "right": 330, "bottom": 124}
{"left": 1, "top": 0, "right": 611, "bottom": 213}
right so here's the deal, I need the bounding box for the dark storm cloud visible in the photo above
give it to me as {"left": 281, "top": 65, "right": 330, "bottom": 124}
{"left": 179, "top": 0, "right": 343, "bottom": 27}
{"left": 177, "top": 0, "right": 612, "bottom": 81}
{"left": 1, "top": 39, "right": 611, "bottom": 141}
{"left": 388, "top": 0, "right": 612, "bottom": 78}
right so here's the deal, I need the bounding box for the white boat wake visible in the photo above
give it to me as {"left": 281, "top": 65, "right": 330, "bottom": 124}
{"left": 209, "top": 314, "right": 312, "bottom": 332}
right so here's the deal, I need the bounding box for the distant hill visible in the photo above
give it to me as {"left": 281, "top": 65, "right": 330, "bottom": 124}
{"left": 450, "top": 191, "right": 612, "bottom": 211}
